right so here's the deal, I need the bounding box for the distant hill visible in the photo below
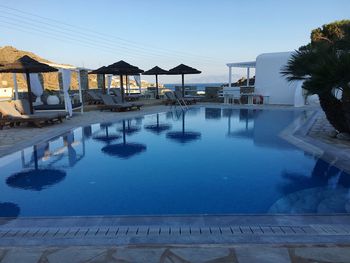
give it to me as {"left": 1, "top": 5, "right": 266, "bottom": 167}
{"left": 0, "top": 46, "right": 150, "bottom": 90}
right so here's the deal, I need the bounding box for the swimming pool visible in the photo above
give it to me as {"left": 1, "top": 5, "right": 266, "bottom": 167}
{"left": 0, "top": 107, "right": 349, "bottom": 218}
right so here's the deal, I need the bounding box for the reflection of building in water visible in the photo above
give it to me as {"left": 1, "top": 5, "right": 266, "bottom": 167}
{"left": 224, "top": 108, "right": 255, "bottom": 138}
{"left": 224, "top": 108, "right": 300, "bottom": 150}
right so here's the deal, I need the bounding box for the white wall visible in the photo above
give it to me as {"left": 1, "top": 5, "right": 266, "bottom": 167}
{"left": 255, "top": 52, "right": 302, "bottom": 105}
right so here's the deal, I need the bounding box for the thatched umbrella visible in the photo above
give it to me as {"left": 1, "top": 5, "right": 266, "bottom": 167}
{"left": 166, "top": 111, "right": 201, "bottom": 144}
{"left": 167, "top": 64, "right": 201, "bottom": 97}
{"left": 6, "top": 145, "right": 66, "bottom": 191}
{"left": 144, "top": 113, "right": 172, "bottom": 134}
{"left": 0, "top": 55, "right": 58, "bottom": 114}
{"left": 88, "top": 66, "right": 111, "bottom": 94}
{"left": 142, "top": 66, "right": 168, "bottom": 99}
{"left": 102, "top": 120, "right": 146, "bottom": 159}
{"left": 106, "top": 60, "right": 144, "bottom": 103}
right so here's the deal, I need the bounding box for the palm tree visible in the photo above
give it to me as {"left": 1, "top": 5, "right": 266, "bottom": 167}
{"left": 281, "top": 20, "right": 350, "bottom": 133}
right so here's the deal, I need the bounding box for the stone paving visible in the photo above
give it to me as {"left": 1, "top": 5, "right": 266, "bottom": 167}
{"left": 308, "top": 111, "right": 350, "bottom": 147}
{"left": 1, "top": 244, "right": 350, "bottom": 262}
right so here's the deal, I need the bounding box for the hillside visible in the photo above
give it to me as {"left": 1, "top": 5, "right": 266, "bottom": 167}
{"left": 0, "top": 46, "right": 151, "bottom": 90}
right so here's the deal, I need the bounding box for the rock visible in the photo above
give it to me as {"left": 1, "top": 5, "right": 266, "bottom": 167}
{"left": 336, "top": 132, "right": 350, "bottom": 141}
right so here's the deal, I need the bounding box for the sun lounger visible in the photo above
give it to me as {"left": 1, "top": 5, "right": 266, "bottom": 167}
{"left": 34, "top": 102, "right": 82, "bottom": 111}
{"left": 164, "top": 91, "right": 176, "bottom": 104}
{"left": 113, "top": 95, "right": 143, "bottom": 110}
{"left": 12, "top": 99, "right": 67, "bottom": 121}
{"left": 0, "top": 101, "right": 63, "bottom": 129}
{"left": 85, "top": 90, "right": 103, "bottom": 104}
{"left": 111, "top": 89, "right": 142, "bottom": 101}
{"left": 100, "top": 94, "right": 131, "bottom": 112}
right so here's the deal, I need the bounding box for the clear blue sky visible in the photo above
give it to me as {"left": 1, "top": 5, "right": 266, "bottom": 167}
{"left": 0, "top": 0, "right": 349, "bottom": 83}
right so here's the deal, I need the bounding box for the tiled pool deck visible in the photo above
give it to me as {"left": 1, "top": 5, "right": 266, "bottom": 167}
{"left": 1, "top": 103, "right": 350, "bottom": 262}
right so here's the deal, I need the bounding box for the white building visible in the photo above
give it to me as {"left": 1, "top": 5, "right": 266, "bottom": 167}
{"left": 226, "top": 51, "right": 308, "bottom": 106}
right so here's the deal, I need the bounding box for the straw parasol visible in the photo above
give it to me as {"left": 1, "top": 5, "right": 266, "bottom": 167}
{"left": 106, "top": 60, "right": 144, "bottom": 103}
{"left": 142, "top": 66, "right": 168, "bottom": 99}
{"left": 88, "top": 66, "right": 112, "bottom": 94}
{"left": 102, "top": 120, "right": 146, "bottom": 159}
{"left": 167, "top": 64, "right": 201, "bottom": 97}
{"left": 0, "top": 55, "right": 58, "bottom": 114}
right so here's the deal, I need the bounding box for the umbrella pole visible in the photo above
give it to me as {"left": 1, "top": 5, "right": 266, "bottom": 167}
{"left": 181, "top": 74, "right": 185, "bottom": 97}
{"left": 155, "top": 74, "right": 159, "bottom": 99}
{"left": 25, "top": 72, "right": 34, "bottom": 114}
{"left": 102, "top": 74, "right": 106, "bottom": 94}
{"left": 120, "top": 75, "right": 125, "bottom": 103}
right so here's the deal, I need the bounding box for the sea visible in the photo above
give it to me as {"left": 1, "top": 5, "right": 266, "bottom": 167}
{"left": 164, "top": 83, "right": 224, "bottom": 92}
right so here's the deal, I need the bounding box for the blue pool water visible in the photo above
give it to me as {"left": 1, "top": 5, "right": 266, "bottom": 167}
{"left": 0, "top": 107, "right": 349, "bottom": 218}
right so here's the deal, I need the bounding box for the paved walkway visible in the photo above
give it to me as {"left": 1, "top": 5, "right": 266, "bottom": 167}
{"left": 1, "top": 244, "right": 350, "bottom": 263}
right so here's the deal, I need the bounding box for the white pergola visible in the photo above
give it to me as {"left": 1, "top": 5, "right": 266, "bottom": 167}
{"left": 226, "top": 61, "right": 256, "bottom": 88}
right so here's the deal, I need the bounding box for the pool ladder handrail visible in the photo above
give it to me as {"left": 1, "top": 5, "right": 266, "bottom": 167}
{"left": 174, "top": 92, "right": 189, "bottom": 111}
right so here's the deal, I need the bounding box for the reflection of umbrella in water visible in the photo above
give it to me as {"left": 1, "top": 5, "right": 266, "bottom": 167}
{"left": 6, "top": 145, "right": 66, "bottom": 191}
{"left": 144, "top": 114, "right": 171, "bottom": 134}
{"left": 117, "top": 119, "right": 140, "bottom": 135}
{"left": 0, "top": 202, "right": 20, "bottom": 220}
{"left": 166, "top": 111, "right": 201, "bottom": 144}
{"left": 93, "top": 123, "right": 121, "bottom": 143}
{"left": 102, "top": 120, "right": 146, "bottom": 159}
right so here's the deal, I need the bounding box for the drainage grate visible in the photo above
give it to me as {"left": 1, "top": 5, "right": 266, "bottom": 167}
{"left": 1, "top": 224, "right": 349, "bottom": 239}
